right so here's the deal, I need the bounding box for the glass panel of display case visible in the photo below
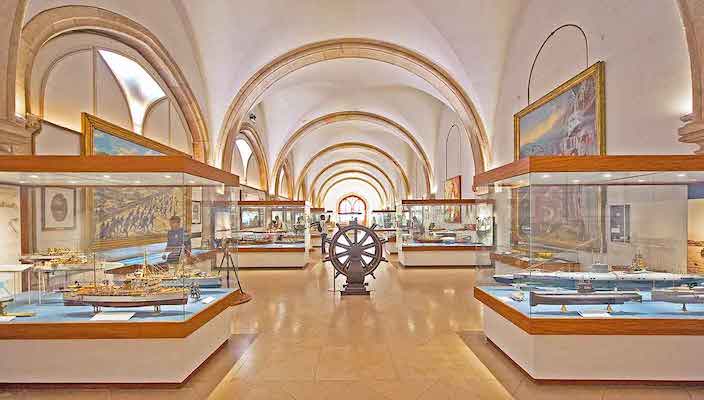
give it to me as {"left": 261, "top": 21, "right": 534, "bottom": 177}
{"left": 0, "top": 165, "right": 239, "bottom": 324}
{"left": 400, "top": 200, "right": 494, "bottom": 248}
{"left": 371, "top": 209, "right": 397, "bottom": 242}
{"left": 236, "top": 201, "right": 310, "bottom": 250}
{"left": 477, "top": 168, "right": 704, "bottom": 319}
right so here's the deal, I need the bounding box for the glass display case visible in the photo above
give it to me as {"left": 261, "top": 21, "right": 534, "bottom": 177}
{"left": 397, "top": 199, "right": 494, "bottom": 267}
{"left": 235, "top": 200, "right": 310, "bottom": 268}
{"left": 371, "top": 209, "right": 398, "bottom": 254}
{"left": 472, "top": 155, "right": 704, "bottom": 382}
{"left": 473, "top": 156, "right": 704, "bottom": 319}
{"left": 0, "top": 155, "right": 246, "bottom": 326}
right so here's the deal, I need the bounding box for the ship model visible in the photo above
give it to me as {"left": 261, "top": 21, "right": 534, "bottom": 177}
{"left": 651, "top": 285, "right": 704, "bottom": 312}
{"left": 0, "top": 284, "right": 35, "bottom": 317}
{"left": 117, "top": 263, "right": 222, "bottom": 288}
{"left": 493, "top": 270, "right": 704, "bottom": 290}
{"left": 63, "top": 253, "right": 188, "bottom": 313}
{"left": 529, "top": 290, "right": 642, "bottom": 313}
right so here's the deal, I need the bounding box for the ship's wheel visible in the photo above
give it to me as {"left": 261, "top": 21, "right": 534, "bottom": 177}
{"left": 324, "top": 221, "right": 387, "bottom": 295}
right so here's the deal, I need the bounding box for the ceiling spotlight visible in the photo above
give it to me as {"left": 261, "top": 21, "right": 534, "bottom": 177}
{"left": 677, "top": 173, "right": 686, "bottom": 177}
{"left": 572, "top": 179, "right": 581, "bottom": 183}
{"left": 103, "top": 175, "right": 111, "bottom": 179}
{"left": 18, "top": 181, "right": 25, "bottom": 184}
{"left": 188, "top": 180, "right": 196, "bottom": 184}
{"left": 164, "top": 175, "right": 172, "bottom": 179}
{"left": 541, "top": 174, "right": 551, "bottom": 179}
{"left": 637, "top": 179, "right": 646, "bottom": 183}
{"left": 134, "top": 180, "right": 141, "bottom": 184}
{"left": 68, "top": 180, "right": 78, "bottom": 184}
{"left": 29, "top": 175, "right": 39, "bottom": 179}
{"left": 602, "top": 173, "right": 612, "bottom": 178}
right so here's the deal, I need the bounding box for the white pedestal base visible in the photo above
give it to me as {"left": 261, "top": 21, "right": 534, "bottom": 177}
{"left": 237, "top": 251, "right": 307, "bottom": 268}
{"left": 399, "top": 249, "right": 490, "bottom": 267}
{"left": 482, "top": 306, "right": 704, "bottom": 381}
{"left": 0, "top": 308, "right": 234, "bottom": 384}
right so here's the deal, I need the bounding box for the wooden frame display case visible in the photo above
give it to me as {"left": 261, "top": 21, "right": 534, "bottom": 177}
{"left": 235, "top": 200, "right": 310, "bottom": 268}
{"left": 397, "top": 199, "right": 494, "bottom": 267}
{"left": 473, "top": 155, "right": 704, "bottom": 382}
{"left": 371, "top": 209, "right": 398, "bottom": 254}
{"left": 0, "top": 155, "right": 251, "bottom": 384}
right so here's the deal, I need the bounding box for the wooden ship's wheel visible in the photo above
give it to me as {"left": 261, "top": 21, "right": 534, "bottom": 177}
{"left": 324, "top": 221, "right": 387, "bottom": 295}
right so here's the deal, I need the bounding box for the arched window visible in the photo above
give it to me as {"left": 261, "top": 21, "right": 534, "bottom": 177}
{"left": 97, "top": 50, "right": 165, "bottom": 134}
{"left": 338, "top": 195, "right": 367, "bottom": 225}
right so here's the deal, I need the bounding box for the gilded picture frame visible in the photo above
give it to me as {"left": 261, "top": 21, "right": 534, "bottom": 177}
{"left": 81, "top": 113, "right": 191, "bottom": 250}
{"left": 514, "top": 61, "right": 605, "bottom": 160}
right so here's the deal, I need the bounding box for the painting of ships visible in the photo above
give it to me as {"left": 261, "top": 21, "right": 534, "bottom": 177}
{"left": 494, "top": 270, "right": 704, "bottom": 290}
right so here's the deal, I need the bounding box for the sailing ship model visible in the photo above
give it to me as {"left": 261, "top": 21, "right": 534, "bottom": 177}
{"left": 63, "top": 252, "right": 188, "bottom": 313}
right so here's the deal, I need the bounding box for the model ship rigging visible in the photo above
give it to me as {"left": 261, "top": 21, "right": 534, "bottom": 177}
{"left": 63, "top": 252, "right": 188, "bottom": 313}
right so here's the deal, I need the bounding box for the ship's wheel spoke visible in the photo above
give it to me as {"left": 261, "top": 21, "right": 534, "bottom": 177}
{"left": 335, "top": 242, "right": 351, "bottom": 250}
{"left": 342, "top": 232, "right": 353, "bottom": 245}
{"left": 356, "top": 231, "right": 370, "bottom": 245}
{"left": 362, "top": 250, "right": 377, "bottom": 258}
{"left": 341, "top": 257, "right": 351, "bottom": 271}
{"left": 335, "top": 250, "right": 351, "bottom": 258}
{"left": 360, "top": 242, "right": 376, "bottom": 250}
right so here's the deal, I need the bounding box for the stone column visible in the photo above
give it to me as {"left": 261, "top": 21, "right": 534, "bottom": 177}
{"left": 0, "top": 0, "right": 32, "bottom": 155}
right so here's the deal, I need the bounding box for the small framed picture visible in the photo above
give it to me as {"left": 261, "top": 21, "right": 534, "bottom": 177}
{"left": 42, "top": 187, "right": 76, "bottom": 231}
{"left": 191, "top": 200, "right": 202, "bottom": 225}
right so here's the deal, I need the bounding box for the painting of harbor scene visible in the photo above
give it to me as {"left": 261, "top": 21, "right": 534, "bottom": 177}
{"left": 93, "top": 129, "right": 164, "bottom": 156}
{"left": 514, "top": 62, "right": 604, "bottom": 159}
{"left": 512, "top": 185, "right": 604, "bottom": 252}
{"left": 91, "top": 187, "right": 187, "bottom": 248}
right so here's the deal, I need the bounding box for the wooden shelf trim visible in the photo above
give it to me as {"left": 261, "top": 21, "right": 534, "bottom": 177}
{"left": 474, "top": 286, "right": 704, "bottom": 335}
{"left": 473, "top": 155, "right": 704, "bottom": 187}
{"left": 0, "top": 155, "right": 238, "bottom": 186}
{"left": 402, "top": 245, "right": 493, "bottom": 251}
{"left": 490, "top": 252, "right": 581, "bottom": 272}
{"left": 401, "top": 199, "right": 494, "bottom": 205}
{"left": 238, "top": 200, "right": 306, "bottom": 206}
{"left": 0, "top": 290, "right": 252, "bottom": 340}
{"left": 237, "top": 247, "right": 306, "bottom": 253}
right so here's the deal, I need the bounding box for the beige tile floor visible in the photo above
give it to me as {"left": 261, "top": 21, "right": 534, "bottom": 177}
{"left": 4, "top": 253, "right": 703, "bottom": 399}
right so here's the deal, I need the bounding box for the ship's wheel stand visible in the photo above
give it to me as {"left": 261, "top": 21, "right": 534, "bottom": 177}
{"left": 324, "top": 222, "right": 386, "bottom": 295}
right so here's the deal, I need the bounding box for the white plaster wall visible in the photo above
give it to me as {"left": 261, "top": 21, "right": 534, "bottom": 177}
{"left": 34, "top": 122, "right": 81, "bottom": 155}
{"left": 434, "top": 107, "right": 477, "bottom": 198}
{"left": 689, "top": 199, "right": 704, "bottom": 242}
{"left": 95, "top": 54, "right": 132, "bottom": 131}
{"left": 492, "top": 0, "right": 693, "bottom": 168}
{"left": 24, "top": 0, "right": 209, "bottom": 121}
{"left": 143, "top": 99, "right": 170, "bottom": 145}
{"left": 42, "top": 50, "right": 92, "bottom": 132}
{"left": 246, "top": 156, "right": 262, "bottom": 189}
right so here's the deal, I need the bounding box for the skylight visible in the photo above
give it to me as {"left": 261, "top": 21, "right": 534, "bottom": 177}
{"left": 98, "top": 50, "right": 166, "bottom": 134}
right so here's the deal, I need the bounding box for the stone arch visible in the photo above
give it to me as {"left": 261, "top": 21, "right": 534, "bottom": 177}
{"left": 324, "top": 180, "right": 383, "bottom": 211}
{"left": 17, "top": 5, "right": 209, "bottom": 161}
{"left": 217, "top": 38, "right": 490, "bottom": 174}
{"left": 272, "top": 111, "right": 431, "bottom": 196}
{"left": 308, "top": 159, "right": 401, "bottom": 204}
{"left": 292, "top": 142, "right": 410, "bottom": 199}
{"left": 314, "top": 169, "right": 392, "bottom": 206}
{"left": 237, "top": 121, "right": 269, "bottom": 191}
{"left": 276, "top": 158, "right": 294, "bottom": 199}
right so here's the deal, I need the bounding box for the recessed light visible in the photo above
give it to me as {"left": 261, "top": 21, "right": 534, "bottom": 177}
{"left": 164, "top": 175, "right": 172, "bottom": 179}
{"left": 68, "top": 180, "right": 77, "bottom": 184}
{"left": 29, "top": 175, "right": 38, "bottom": 179}
{"left": 18, "top": 181, "right": 25, "bottom": 184}
{"left": 187, "top": 180, "right": 196, "bottom": 184}
{"left": 637, "top": 179, "right": 646, "bottom": 183}
{"left": 541, "top": 174, "right": 551, "bottom": 179}
{"left": 677, "top": 173, "right": 686, "bottom": 177}
{"left": 103, "top": 175, "right": 110, "bottom": 179}
{"left": 602, "top": 173, "right": 612, "bottom": 178}
{"left": 572, "top": 179, "right": 581, "bottom": 183}
{"left": 134, "top": 180, "right": 141, "bottom": 184}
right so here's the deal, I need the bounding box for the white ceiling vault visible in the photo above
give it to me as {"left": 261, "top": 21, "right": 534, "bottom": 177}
{"left": 23, "top": 0, "right": 520, "bottom": 202}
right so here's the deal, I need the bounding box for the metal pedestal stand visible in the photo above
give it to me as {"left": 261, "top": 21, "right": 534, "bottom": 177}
{"left": 216, "top": 241, "right": 243, "bottom": 290}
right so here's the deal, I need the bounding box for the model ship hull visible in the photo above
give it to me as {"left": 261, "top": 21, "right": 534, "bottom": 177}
{"left": 494, "top": 271, "right": 704, "bottom": 290}
{"left": 529, "top": 291, "right": 642, "bottom": 307}
{"left": 160, "top": 276, "right": 222, "bottom": 288}
{"left": 64, "top": 292, "right": 188, "bottom": 308}
{"left": 651, "top": 288, "right": 704, "bottom": 304}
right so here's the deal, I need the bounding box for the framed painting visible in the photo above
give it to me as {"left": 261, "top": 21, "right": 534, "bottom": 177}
{"left": 80, "top": 113, "right": 191, "bottom": 249}
{"left": 88, "top": 187, "right": 190, "bottom": 250}
{"left": 511, "top": 185, "right": 605, "bottom": 252}
{"left": 444, "top": 175, "right": 461, "bottom": 223}
{"left": 41, "top": 187, "right": 76, "bottom": 231}
{"left": 240, "top": 207, "right": 264, "bottom": 229}
{"left": 514, "top": 61, "right": 605, "bottom": 159}
{"left": 191, "top": 201, "right": 202, "bottom": 225}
